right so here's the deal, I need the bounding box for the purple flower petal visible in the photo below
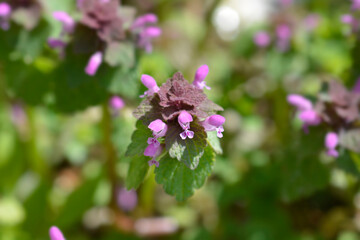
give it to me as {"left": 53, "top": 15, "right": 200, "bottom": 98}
{"left": 49, "top": 226, "right": 65, "bottom": 240}
{"left": 325, "top": 132, "right": 338, "bottom": 149}
{"left": 53, "top": 11, "right": 75, "bottom": 34}
{"left": 148, "top": 159, "right": 159, "bottom": 167}
{"left": 132, "top": 14, "right": 158, "bottom": 29}
{"left": 109, "top": 96, "right": 125, "bottom": 110}
{"left": 48, "top": 38, "right": 66, "bottom": 49}
{"left": 148, "top": 119, "right": 166, "bottom": 133}
{"left": 299, "top": 110, "right": 321, "bottom": 126}
{"left": 141, "top": 26, "right": 162, "bottom": 38}
{"left": 0, "top": 3, "right": 11, "bottom": 17}
{"left": 178, "top": 111, "right": 193, "bottom": 126}
{"left": 140, "top": 74, "right": 160, "bottom": 97}
{"left": 254, "top": 31, "right": 271, "bottom": 47}
{"left": 341, "top": 14, "right": 354, "bottom": 24}
{"left": 85, "top": 52, "right": 103, "bottom": 76}
{"left": 287, "top": 94, "right": 313, "bottom": 111}
{"left": 353, "top": 78, "right": 360, "bottom": 93}
{"left": 117, "top": 188, "right": 137, "bottom": 212}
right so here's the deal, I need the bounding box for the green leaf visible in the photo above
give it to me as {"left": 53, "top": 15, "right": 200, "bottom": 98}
{"left": 339, "top": 129, "right": 360, "bottom": 153}
{"left": 15, "top": 20, "right": 51, "bottom": 60}
{"left": 107, "top": 65, "right": 139, "bottom": 99}
{"left": 336, "top": 150, "right": 360, "bottom": 177}
{"left": 4, "top": 60, "right": 50, "bottom": 106}
{"left": 155, "top": 146, "right": 215, "bottom": 201}
{"left": 126, "top": 155, "right": 150, "bottom": 190}
{"left": 125, "top": 120, "right": 152, "bottom": 157}
{"left": 53, "top": 52, "right": 111, "bottom": 112}
{"left": 165, "top": 120, "right": 207, "bottom": 170}
{"left": 207, "top": 131, "right": 223, "bottom": 154}
{"left": 279, "top": 130, "right": 330, "bottom": 202}
{"left": 104, "top": 42, "right": 135, "bottom": 68}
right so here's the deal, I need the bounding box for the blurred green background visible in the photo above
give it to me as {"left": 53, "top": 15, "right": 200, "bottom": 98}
{"left": 1, "top": 0, "right": 360, "bottom": 239}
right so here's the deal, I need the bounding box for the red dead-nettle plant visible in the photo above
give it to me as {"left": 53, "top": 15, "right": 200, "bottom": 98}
{"left": 125, "top": 65, "right": 225, "bottom": 201}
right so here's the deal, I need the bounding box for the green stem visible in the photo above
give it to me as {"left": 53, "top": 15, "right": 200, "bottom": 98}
{"left": 25, "top": 107, "right": 48, "bottom": 178}
{"left": 101, "top": 103, "right": 118, "bottom": 209}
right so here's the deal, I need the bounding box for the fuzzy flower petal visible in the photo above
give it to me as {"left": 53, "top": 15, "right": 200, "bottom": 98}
{"left": 193, "top": 65, "right": 211, "bottom": 90}
{"left": 325, "top": 132, "right": 339, "bottom": 157}
{"left": 201, "top": 115, "right": 225, "bottom": 138}
{"left": 53, "top": 11, "right": 75, "bottom": 34}
{"left": 148, "top": 119, "right": 167, "bottom": 137}
{"left": 109, "top": 96, "right": 125, "bottom": 110}
{"left": 140, "top": 74, "right": 160, "bottom": 97}
{"left": 254, "top": 31, "right": 271, "bottom": 47}
{"left": 49, "top": 226, "right": 65, "bottom": 240}
{"left": 287, "top": 94, "right": 313, "bottom": 111}
{"left": 85, "top": 52, "right": 103, "bottom": 76}
{"left": 299, "top": 110, "right": 321, "bottom": 126}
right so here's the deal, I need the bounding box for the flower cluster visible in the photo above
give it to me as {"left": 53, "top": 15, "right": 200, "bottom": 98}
{"left": 340, "top": 0, "right": 360, "bottom": 34}
{"left": 48, "top": 0, "right": 161, "bottom": 76}
{"left": 288, "top": 79, "right": 360, "bottom": 157}
{"left": 0, "top": 0, "right": 42, "bottom": 30}
{"left": 134, "top": 65, "right": 225, "bottom": 168}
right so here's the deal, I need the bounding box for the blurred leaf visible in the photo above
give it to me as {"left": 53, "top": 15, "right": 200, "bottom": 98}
{"left": 0, "top": 197, "right": 25, "bottom": 226}
{"left": 336, "top": 150, "right": 360, "bottom": 177}
{"left": 22, "top": 182, "right": 50, "bottom": 236}
{"left": 339, "top": 129, "right": 360, "bottom": 153}
{"left": 125, "top": 120, "right": 152, "bottom": 157}
{"left": 4, "top": 61, "right": 50, "bottom": 105}
{"left": 54, "top": 177, "right": 100, "bottom": 229}
{"left": 207, "top": 131, "right": 223, "bottom": 154}
{"left": 165, "top": 120, "right": 207, "bottom": 170}
{"left": 155, "top": 146, "right": 214, "bottom": 201}
{"left": 126, "top": 155, "right": 150, "bottom": 190}
{"left": 107, "top": 65, "right": 139, "bottom": 99}
{"left": 53, "top": 52, "right": 111, "bottom": 112}
{"left": 15, "top": 20, "right": 50, "bottom": 60}
{"left": 104, "top": 42, "right": 135, "bottom": 68}
{"left": 279, "top": 130, "right": 330, "bottom": 202}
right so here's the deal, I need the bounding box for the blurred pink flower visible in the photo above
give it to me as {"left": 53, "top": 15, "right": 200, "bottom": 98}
{"left": 254, "top": 31, "right": 271, "bottom": 48}
{"left": 131, "top": 14, "right": 161, "bottom": 53}
{"left": 0, "top": 2, "right": 11, "bottom": 30}
{"left": 276, "top": 24, "right": 292, "bottom": 52}
{"left": 304, "top": 14, "right": 320, "bottom": 31}
{"left": 140, "top": 74, "right": 160, "bottom": 98}
{"left": 325, "top": 132, "right": 339, "bottom": 157}
{"left": 85, "top": 52, "right": 103, "bottom": 76}
{"left": 117, "top": 188, "right": 137, "bottom": 212}
{"left": 49, "top": 226, "right": 65, "bottom": 240}
{"left": 193, "top": 65, "right": 211, "bottom": 90}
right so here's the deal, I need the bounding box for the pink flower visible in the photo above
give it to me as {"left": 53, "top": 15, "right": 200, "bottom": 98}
{"left": 276, "top": 24, "right": 292, "bottom": 52}
{"left": 178, "top": 111, "right": 194, "bottom": 140}
{"left": 201, "top": 115, "right": 225, "bottom": 138}
{"left": 147, "top": 119, "right": 167, "bottom": 148}
{"left": 117, "top": 188, "right": 137, "bottom": 212}
{"left": 287, "top": 94, "right": 313, "bottom": 111}
{"left": 287, "top": 94, "right": 321, "bottom": 133}
{"left": 352, "top": 0, "right": 360, "bottom": 10}
{"left": 353, "top": 78, "right": 360, "bottom": 93}
{"left": 304, "top": 14, "right": 320, "bottom": 31}
{"left": 109, "top": 96, "right": 125, "bottom": 111}
{"left": 254, "top": 31, "right": 271, "bottom": 48}
{"left": 85, "top": 52, "right": 103, "bottom": 76}
{"left": 144, "top": 144, "right": 163, "bottom": 167}
{"left": 0, "top": 2, "right": 11, "bottom": 30}
{"left": 140, "top": 74, "right": 160, "bottom": 98}
{"left": 341, "top": 14, "right": 358, "bottom": 32}
{"left": 193, "top": 65, "right": 211, "bottom": 90}
{"left": 131, "top": 14, "right": 161, "bottom": 53}
{"left": 49, "top": 226, "right": 65, "bottom": 240}
{"left": 325, "top": 132, "right": 339, "bottom": 157}
{"left": 53, "top": 11, "right": 75, "bottom": 34}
